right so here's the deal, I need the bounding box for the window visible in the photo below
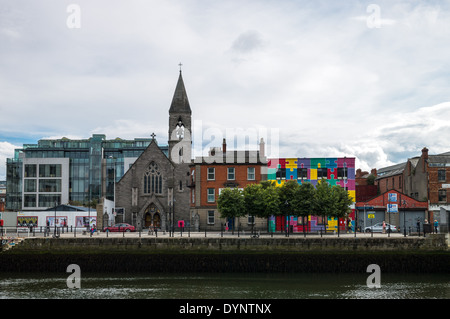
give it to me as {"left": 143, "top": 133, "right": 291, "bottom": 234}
{"left": 24, "top": 179, "right": 36, "bottom": 192}
{"left": 24, "top": 165, "right": 37, "bottom": 177}
{"left": 248, "top": 215, "right": 255, "bottom": 225}
{"left": 247, "top": 167, "right": 255, "bottom": 180}
{"left": 24, "top": 194, "right": 36, "bottom": 208}
{"left": 38, "top": 194, "right": 61, "bottom": 208}
{"left": 337, "top": 167, "right": 348, "bottom": 179}
{"left": 276, "top": 168, "right": 286, "bottom": 179}
{"left": 207, "top": 210, "right": 215, "bottom": 224}
{"left": 207, "top": 188, "right": 215, "bottom": 203}
{"left": 438, "top": 189, "right": 447, "bottom": 202}
{"left": 438, "top": 169, "right": 446, "bottom": 182}
{"left": 298, "top": 168, "right": 308, "bottom": 180}
{"left": 143, "top": 162, "right": 162, "bottom": 194}
{"left": 207, "top": 167, "right": 215, "bottom": 180}
{"left": 39, "top": 180, "right": 61, "bottom": 192}
{"left": 227, "top": 167, "right": 235, "bottom": 180}
{"left": 39, "top": 164, "right": 61, "bottom": 177}
{"left": 318, "top": 168, "right": 328, "bottom": 179}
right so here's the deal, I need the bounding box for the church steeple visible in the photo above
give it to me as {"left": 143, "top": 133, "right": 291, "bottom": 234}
{"left": 169, "top": 70, "right": 191, "bottom": 114}
{"left": 168, "top": 68, "right": 192, "bottom": 163}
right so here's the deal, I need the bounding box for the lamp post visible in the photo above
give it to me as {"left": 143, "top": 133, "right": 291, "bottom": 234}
{"left": 284, "top": 200, "right": 289, "bottom": 237}
{"left": 108, "top": 156, "right": 116, "bottom": 228}
{"left": 403, "top": 199, "right": 407, "bottom": 237}
{"left": 54, "top": 201, "right": 57, "bottom": 238}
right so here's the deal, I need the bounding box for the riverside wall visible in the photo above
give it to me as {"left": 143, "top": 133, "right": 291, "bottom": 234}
{"left": 1, "top": 234, "right": 449, "bottom": 273}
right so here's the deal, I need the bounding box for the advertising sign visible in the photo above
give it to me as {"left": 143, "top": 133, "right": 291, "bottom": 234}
{"left": 388, "top": 193, "right": 397, "bottom": 202}
{"left": 387, "top": 204, "right": 398, "bottom": 213}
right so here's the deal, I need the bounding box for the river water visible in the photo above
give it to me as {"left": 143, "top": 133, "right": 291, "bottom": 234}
{"left": 0, "top": 272, "right": 448, "bottom": 299}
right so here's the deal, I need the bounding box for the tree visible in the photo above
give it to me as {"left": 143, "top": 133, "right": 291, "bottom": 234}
{"left": 330, "top": 185, "right": 354, "bottom": 236}
{"left": 243, "top": 184, "right": 265, "bottom": 218}
{"left": 296, "top": 182, "right": 316, "bottom": 235}
{"left": 277, "top": 180, "right": 301, "bottom": 234}
{"left": 314, "top": 180, "right": 334, "bottom": 233}
{"left": 243, "top": 183, "right": 280, "bottom": 233}
{"left": 217, "top": 188, "right": 245, "bottom": 224}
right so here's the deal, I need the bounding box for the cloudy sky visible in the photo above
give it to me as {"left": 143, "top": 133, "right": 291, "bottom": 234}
{"left": 1, "top": 0, "right": 450, "bottom": 180}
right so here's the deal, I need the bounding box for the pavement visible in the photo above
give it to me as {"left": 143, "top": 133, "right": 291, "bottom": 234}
{"left": 6, "top": 229, "right": 425, "bottom": 239}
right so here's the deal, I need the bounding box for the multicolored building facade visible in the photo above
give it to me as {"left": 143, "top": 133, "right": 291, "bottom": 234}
{"left": 267, "top": 157, "right": 356, "bottom": 233}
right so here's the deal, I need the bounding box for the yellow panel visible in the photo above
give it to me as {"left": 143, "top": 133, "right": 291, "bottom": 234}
{"left": 348, "top": 190, "right": 356, "bottom": 202}
{"left": 285, "top": 158, "right": 297, "bottom": 168}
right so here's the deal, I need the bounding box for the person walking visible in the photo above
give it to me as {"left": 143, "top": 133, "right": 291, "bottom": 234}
{"left": 382, "top": 221, "right": 386, "bottom": 234}
{"left": 434, "top": 220, "right": 439, "bottom": 233}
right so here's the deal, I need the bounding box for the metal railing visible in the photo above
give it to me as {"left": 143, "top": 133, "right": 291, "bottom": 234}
{"left": 1, "top": 223, "right": 437, "bottom": 239}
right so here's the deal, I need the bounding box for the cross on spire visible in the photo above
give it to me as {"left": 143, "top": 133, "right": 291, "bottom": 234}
{"left": 178, "top": 62, "right": 183, "bottom": 72}
{"left": 151, "top": 132, "right": 156, "bottom": 140}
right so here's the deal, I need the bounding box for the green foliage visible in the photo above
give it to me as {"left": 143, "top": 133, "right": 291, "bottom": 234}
{"left": 329, "top": 185, "right": 354, "bottom": 219}
{"left": 366, "top": 174, "right": 375, "bottom": 185}
{"left": 217, "top": 179, "right": 354, "bottom": 223}
{"left": 217, "top": 188, "right": 245, "bottom": 219}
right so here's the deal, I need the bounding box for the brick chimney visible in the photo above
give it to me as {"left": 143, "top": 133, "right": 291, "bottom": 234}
{"left": 371, "top": 168, "right": 377, "bottom": 177}
{"left": 421, "top": 147, "right": 429, "bottom": 159}
{"left": 222, "top": 138, "right": 227, "bottom": 153}
{"left": 422, "top": 147, "right": 428, "bottom": 172}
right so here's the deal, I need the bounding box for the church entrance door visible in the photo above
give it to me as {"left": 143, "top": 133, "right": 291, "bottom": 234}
{"left": 144, "top": 213, "right": 152, "bottom": 228}
{"left": 153, "top": 213, "right": 161, "bottom": 228}
{"left": 144, "top": 204, "right": 161, "bottom": 228}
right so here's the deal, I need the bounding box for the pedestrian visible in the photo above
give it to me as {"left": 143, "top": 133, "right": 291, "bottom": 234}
{"left": 382, "top": 221, "right": 386, "bottom": 234}
{"left": 434, "top": 220, "right": 439, "bottom": 233}
{"left": 416, "top": 220, "right": 420, "bottom": 233}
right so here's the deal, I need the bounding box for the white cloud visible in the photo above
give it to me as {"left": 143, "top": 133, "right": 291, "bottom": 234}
{"left": 1, "top": 0, "right": 450, "bottom": 178}
{"left": 0, "top": 142, "right": 19, "bottom": 180}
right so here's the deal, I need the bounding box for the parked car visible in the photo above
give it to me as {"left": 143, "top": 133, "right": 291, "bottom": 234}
{"left": 364, "top": 223, "right": 398, "bottom": 233}
{"left": 103, "top": 223, "right": 135, "bottom": 232}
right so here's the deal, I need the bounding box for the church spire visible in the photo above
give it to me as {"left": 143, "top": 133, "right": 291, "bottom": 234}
{"left": 169, "top": 68, "right": 191, "bottom": 114}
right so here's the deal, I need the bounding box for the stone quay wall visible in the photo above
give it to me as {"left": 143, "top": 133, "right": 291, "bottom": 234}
{"left": 1, "top": 234, "right": 448, "bottom": 273}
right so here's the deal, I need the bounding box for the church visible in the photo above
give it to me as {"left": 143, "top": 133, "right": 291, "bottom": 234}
{"left": 115, "top": 70, "right": 192, "bottom": 231}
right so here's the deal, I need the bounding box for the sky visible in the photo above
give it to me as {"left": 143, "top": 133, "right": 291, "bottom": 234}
{"left": 1, "top": 0, "right": 450, "bottom": 180}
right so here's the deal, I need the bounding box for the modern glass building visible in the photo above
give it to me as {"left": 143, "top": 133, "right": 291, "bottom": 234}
{"left": 6, "top": 134, "right": 168, "bottom": 211}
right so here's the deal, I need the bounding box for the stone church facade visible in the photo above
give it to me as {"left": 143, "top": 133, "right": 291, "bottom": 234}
{"left": 115, "top": 71, "right": 192, "bottom": 231}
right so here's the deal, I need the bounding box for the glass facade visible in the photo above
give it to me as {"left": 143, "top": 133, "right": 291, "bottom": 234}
{"left": 6, "top": 134, "right": 168, "bottom": 210}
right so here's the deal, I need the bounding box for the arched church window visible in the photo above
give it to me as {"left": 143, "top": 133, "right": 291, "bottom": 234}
{"left": 144, "top": 162, "right": 162, "bottom": 194}
{"left": 176, "top": 117, "right": 185, "bottom": 139}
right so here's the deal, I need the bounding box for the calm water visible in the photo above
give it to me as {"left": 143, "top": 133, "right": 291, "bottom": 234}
{"left": 0, "top": 272, "right": 448, "bottom": 299}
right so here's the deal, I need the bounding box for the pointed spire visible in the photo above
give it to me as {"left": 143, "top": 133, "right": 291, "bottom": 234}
{"left": 169, "top": 69, "right": 191, "bottom": 114}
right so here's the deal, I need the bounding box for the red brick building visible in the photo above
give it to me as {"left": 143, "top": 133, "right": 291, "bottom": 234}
{"left": 404, "top": 147, "right": 450, "bottom": 225}
{"left": 375, "top": 162, "right": 405, "bottom": 194}
{"left": 355, "top": 168, "right": 378, "bottom": 201}
{"left": 189, "top": 139, "right": 267, "bottom": 231}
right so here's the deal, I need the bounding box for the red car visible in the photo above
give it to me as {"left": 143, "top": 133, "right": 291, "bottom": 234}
{"left": 103, "top": 223, "right": 135, "bottom": 232}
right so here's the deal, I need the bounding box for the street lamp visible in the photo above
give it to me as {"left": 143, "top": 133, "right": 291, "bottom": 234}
{"left": 284, "top": 200, "right": 289, "bottom": 237}
{"left": 108, "top": 156, "right": 116, "bottom": 227}
{"left": 53, "top": 201, "right": 57, "bottom": 238}
{"left": 403, "top": 199, "right": 407, "bottom": 237}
